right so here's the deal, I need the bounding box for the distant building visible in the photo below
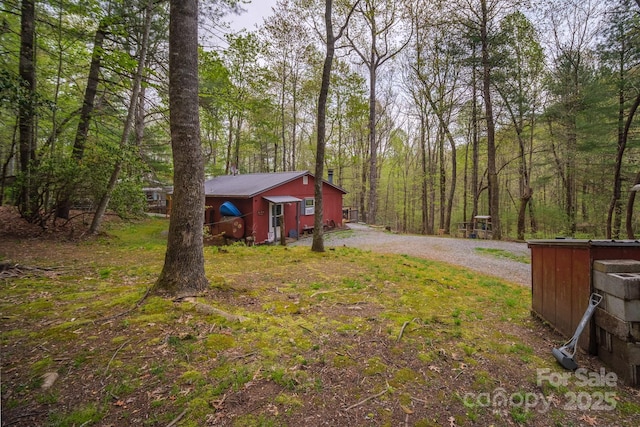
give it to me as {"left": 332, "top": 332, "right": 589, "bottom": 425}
{"left": 142, "top": 187, "right": 169, "bottom": 214}
{"left": 169, "top": 171, "right": 346, "bottom": 244}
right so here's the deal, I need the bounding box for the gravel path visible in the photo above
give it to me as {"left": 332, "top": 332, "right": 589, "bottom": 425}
{"left": 291, "top": 223, "right": 532, "bottom": 287}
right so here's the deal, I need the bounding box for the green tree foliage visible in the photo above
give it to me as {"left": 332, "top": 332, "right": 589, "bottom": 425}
{"left": 3, "top": 0, "right": 640, "bottom": 240}
{"left": 598, "top": 0, "right": 640, "bottom": 238}
{"left": 493, "top": 11, "right": 544, "bottom": 240}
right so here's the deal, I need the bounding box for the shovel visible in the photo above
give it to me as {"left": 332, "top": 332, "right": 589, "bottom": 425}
{"left": 552, "top": 293, "right": 603, "bottom": 371}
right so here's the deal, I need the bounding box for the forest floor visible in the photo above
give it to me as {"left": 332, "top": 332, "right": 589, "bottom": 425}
{"left": 1, "top": 206, "right": 640, "bottom": 427}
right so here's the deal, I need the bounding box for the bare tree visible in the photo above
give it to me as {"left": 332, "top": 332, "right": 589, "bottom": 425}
{"left": 545, "top": 0, "right": 601, "bottom": 236}
{"left": 601, "top": 0, "right": 640, "bottom": 238}
{"left": 493, "top": 12, "right": 544, "bottom": 240}
{"left": 18, "top": 0, "right": 37, "bottom": 222}
{"left": 452, "top": 0, "right": 522, "bottom": 239}
{"left": 346, "top": 0, "right": 411, "bottom": 225}
{"left": 262, "top": 0, "right": 312, "bottom": 171}
{"left": 624, "top": 0, "right": 640, "bottom": 238}
{"left": 156, "top": 0, "right": 208, "bottom": 297}
{"left": 410, "top": 19, "right": 462, "bottom": 235}
{"left": 90, "top": 0, "right": 154, "bottom": 234}
{"left": 312, "top": 0, "right": 359, "bottom": 252}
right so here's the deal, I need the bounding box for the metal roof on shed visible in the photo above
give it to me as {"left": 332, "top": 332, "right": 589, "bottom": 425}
{"left": 263, "top": 195, "right": 302, "bottom": 203}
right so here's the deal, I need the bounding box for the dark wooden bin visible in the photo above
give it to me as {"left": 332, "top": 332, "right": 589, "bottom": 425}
{"left": 528, "top": 240, "right": 640, "bottom": 354}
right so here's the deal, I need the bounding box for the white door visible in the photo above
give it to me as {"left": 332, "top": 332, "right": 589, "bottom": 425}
{"left": 269, "top": 203, "right": 283, "bottom": 242}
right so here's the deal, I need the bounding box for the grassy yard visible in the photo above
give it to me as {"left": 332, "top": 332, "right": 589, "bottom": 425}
{"left": 1, "top": 217, "right": 639, "bottom": 426}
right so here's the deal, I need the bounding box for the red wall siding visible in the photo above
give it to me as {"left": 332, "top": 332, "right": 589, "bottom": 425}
{"left": 206, "top": 174, "right": 344, "bottom": 244}
{"left": 258, "top": 175, "right": 344, "bottom": 243}
{"left": 205, "top": 198, "right": 254, "bottom": 237}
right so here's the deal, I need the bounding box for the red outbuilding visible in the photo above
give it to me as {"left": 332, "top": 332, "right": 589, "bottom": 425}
{"left": 202, "top": 170, "right": 346, "bottom": 244}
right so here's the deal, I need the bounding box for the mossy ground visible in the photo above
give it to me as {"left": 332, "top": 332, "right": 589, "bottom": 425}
{"left": 1, "top": 210, "right": 639, "bottom": 426}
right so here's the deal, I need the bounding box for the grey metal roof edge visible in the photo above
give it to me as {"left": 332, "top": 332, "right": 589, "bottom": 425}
{"left": 205, "top": 194, "right": 252, "bottom": 199}
{"left": 263, "top": 195, "right": 303, "bottom": 203}
{"left": 203, "top": 170, "right": 348, "bottom": 197}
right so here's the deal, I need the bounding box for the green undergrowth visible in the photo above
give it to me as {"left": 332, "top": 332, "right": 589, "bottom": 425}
{"left": 2, "top": 218, "right": 638, "bottom": 427}
{"left": 474, "top": 247, "right": 531, "bottom": 264}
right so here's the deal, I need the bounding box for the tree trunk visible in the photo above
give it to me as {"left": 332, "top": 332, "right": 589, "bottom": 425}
{"left": 367, "top": 49, "right": 378, "bottom": 225}
{"left": 626, "top": 171, "right": 640, "bottom": 239}
{"left": 72, "top": 21, "right": 107, "bottom": 161}
{"left": 428, "top": 134, "right": 436, "bottom": 235}
{"left": 420, "top": 115, "right": 428, "bottom": 234}
{"left": 18, "top": 0, "right": 38, "bottom": 222}
{"left": 225, "top": 112, "right": 234, "bottom": 174}
{"left": 156, "top": 0, "right": 208, "bottom": 297}
{"left": 471, "top": 47, "right": 479, "bottom": 221}
{"left": 90, "top": 0, "right": 153, "bottom": 234}
{"left": 438, "top": 130, "right": 445, "bottom": 230}
{"left": 1, "top": 123, "right": 18, "bottom": 206}
{"left": 481, "top": 0, "right": 500, "bottom": 239}
{"left": 566, "top": 123, "right": 577, "bottom": 235}
{"left": 424, "top": 94, "right": 457, "bottom": 235}
{"left": 234, "top": 115, "right": 243, "bottom": 171}
{"left": 311, "top": 0, "right": 338, "bottom": 253}
{"left": 56, "top": 20, "right": 108, "bottom": 220}
{"left": 608, "top": 89, "right": 640, "bottom": 238}
{"left": 360, "top": 155, "right": 367, "bottom": 223}
{"left": 280, "top": 65, "right": 287, "bottom": 171}
{"left": 445, "top": 138, "right": 456, "bottom": 234}
{"left": 312, "top": 0, "right": 358, "bottom": 250}
{"left": 517, "top": 187, "right": 532, "bottom": 241}
{"left": 292, "top": 73, "right": 299, "bottom": 170}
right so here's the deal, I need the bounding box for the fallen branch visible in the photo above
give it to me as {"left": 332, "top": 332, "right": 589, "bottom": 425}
{"left": 229, "top": 352, "right": 256, "bottom": 361}
{"left": 3, "top": 411, "right": 47, "bottom": 427}
{"left": 97, "top": 286, "right": 152, "bottom": 324}
{"left": 397, "top": 318, "right": 419, "bottom": 342}
{"left": 410, "top": 396, "right": 428, "bottom": 404}
{"left": 345, "top": 387, "right": 389, "bottom": 411}
{"left": 166, "top": 408, "right": 188, "bottom": 427}
{"left": 212, "top": 393, "right": 228, "bottom": 410}
{"left": 0, "top": 262, "right": 59, "bottom": 279}
{"left": 299, "top": 325, "right": 313, "bottom": 334}
{"left": 310, "top": 290, "right": 340, "bottom": 298}
{"left": 104, "top": 339, "right": 130, "bottom": 376}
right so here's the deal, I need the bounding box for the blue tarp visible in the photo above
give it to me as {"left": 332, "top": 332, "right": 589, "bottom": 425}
{"left": 220, "top": 201, "right": 242, "bottom": 217}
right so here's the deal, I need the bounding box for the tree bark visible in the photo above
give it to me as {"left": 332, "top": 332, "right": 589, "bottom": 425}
{"left": 72, "top": 20, "right": 107, "bottom": 161}
{"left": 18, "top": 0, "right": 38, "bottom": 222}
{"left": 480, "top": 0, "right": 500, "bottom": 239}
{"left": 608, "top": 89, "right": 640, "bottom": 238}
{"left": 347, "top": 1, "right": 409, "bottom": 226}
{"left": 89, "top": 0, "right": 153, "bottom": 234}
{"left": 312, "top": 0, "right": 359, "bottom": 252}
{"left": 471, "top": 44, "right": 479, "bottom": 222}
{"left": 312, "top": 0, "right": 336, "bottom": 253}
{"left": 420, "top": 115, "right": 428, "bottom": 234}
{"left": 366, "top": 43, "right": 379, "bottom": 225}
{"left": 156, "top": 0, "right": 208, "bottom": 297}
{"left": 626, "top": 171, "right": 640, "bottom": 239}
{"left": 56, "top": 20, "right": 108, "bottom": 220}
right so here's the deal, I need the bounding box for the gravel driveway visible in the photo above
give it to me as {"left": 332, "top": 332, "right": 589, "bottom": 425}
{"left": 291, "top": 223, "right": 532, "bottom": 287}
